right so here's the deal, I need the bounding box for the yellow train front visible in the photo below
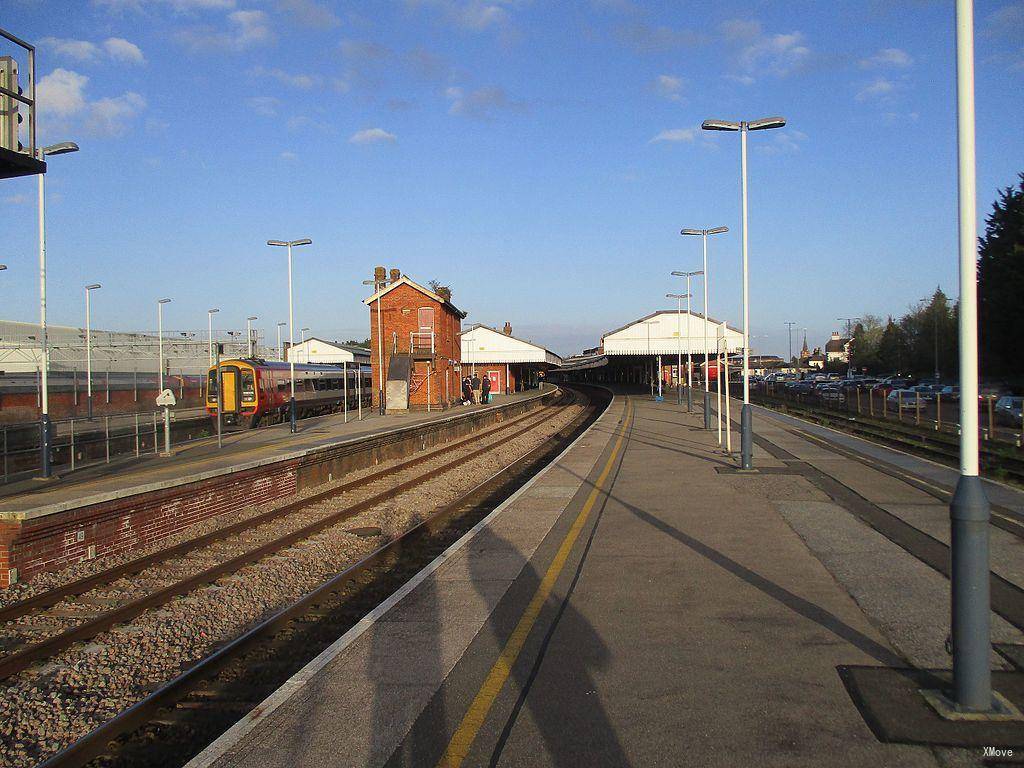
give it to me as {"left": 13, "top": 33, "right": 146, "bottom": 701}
{"left": 206, "top": 358, "right": 372, "bottom": 429}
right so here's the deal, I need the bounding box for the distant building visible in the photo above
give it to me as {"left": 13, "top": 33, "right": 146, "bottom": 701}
{"left": 460, "top": 323, "right": 562, "bottom": 394}
{"left": 807, "top": 348, "right": 826, "bottom": 370}
{"left": 286, "top": 338, "right": 370, "bottom": 365}
{"left": 824, "top": 331, "right": 852, "bottom": 365}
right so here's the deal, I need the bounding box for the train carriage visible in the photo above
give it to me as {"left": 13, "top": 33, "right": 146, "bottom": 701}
{"left": 206, "top": 359, "right": 372, "bottom": 429}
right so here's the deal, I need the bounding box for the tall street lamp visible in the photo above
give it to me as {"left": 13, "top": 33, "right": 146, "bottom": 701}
{"left": 276, "top": 321, "right": 287, "bottom": 360}
{"left": 158, "top": 298, "right": 171, "bottom": 393}
{"left": 247, "top": 316, "right": 258, "bottom": 358}
{"left": 784, "top": 321, "right": 797, "bottom": 367}
{"left": 37, "top": 140, "right": 80, "bottom": 478}
{"left": 0, "top": 265, "right": 6, "bottom": 271}
{"left": 268, "top": 238, "right": 312, "bottom": 432}
{"left": 672, "top": 270, "right": 703, "bottom": 412}
{"left": 363, "top": 278, "right": 386, "bottom": 415}
{"left": 84, "top": 283, "right": 101, "bottom": 418}
{"left": 682, "top": 227, "right": 728, "bottom": 428}
{"left": 666, "top": 293, "right": 690, "bottom": 409}
{"left": 301, "top": 327, "right": 310, "bottom": 343}
{"left": 207, "top": 308, "right": 220, "bottom": 368}
{"left": 930, "top": 0, "right": 997, "bottom": 718}
{"left": 702, "top": 116, "right": 785, "bottom": 469}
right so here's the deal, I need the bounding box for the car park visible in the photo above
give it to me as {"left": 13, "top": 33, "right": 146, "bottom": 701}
{"left": 995, "top": 396, "right": 1023, "bottom": 426}
{"left": 887, "top": 388, "right": 927, "bottom": 407}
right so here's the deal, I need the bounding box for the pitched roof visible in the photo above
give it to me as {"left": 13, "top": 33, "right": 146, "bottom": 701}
{"left": 362, "top": 275, "right": 467, "bottom": 318}
{"left": 824, "top": 336, "right": 851, "bottom": 353}
{"left": 601, "top": 310, "right": 742, "bottom": 341}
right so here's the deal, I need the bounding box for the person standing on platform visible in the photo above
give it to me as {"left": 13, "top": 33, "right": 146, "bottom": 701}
{"left": 462, "top": 376, "right": 472, "bottom": 405}
{"left": 481, "top": 375, "right": 491, "bottom": 405}
{"left": 471, "top": 373, "right": 481, "bottom": 404}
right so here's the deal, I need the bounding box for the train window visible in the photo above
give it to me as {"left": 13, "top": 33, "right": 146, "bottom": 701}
{"left": 241, "top": 372, "right": 256, "bottom": 402}
{"left": 207, "top": 370, "right": 218, "bottom": 401}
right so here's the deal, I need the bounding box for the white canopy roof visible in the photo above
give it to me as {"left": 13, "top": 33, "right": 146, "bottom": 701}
{"left": 602, "top": 311, "right": 744, "bottom": 356}
{"left": 286, "top": 338, "right": 370, "bottom": 364}
{"left": 460, "top": 325, "right": 562, "bottom": 366}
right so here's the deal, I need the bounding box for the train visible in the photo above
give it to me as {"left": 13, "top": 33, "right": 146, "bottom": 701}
{"left": 206, "top": 358, "right": 372, "bottom": 428}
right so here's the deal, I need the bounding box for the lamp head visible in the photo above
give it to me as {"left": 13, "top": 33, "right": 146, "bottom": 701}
{"left": 0, "top": 264, "right": 7, "bottom": 271}
{"left": 247, "top": 315, "right": 258, "bottom": 321}
{"left": 701, "top": 119, "right": 741, "bottom": 132}
{"left": 208, "top": 308, "right": 219, "bottom": 314}
{"left": 747, "top": 116, "right": 787, "bottom": 131}
{"left": 42, "top": 141, "right": 80, "bottom": 156}
{"left": 666, "top": 293, "right": 690, "bottom": 299}
{"left": 85, "top": 283, "right": 101, "bottom": 290}
{"left": 158, "top": 298, "right": 171, "bottom": 304}
{"left": 267, "top": 240, "right": 288, "bottom": 247}
{"left": 291, "top": 238, "right": 312, "bottom": 246}
{"left": 680, "top": 229, "right": 703, "bottom": 236}
{"left": 707, "top": 226, "right": 729, "bottom": 235}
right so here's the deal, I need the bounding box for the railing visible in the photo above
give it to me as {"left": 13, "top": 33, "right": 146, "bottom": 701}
{"left": 410, "top": 331, "right": 435, "bottom": 355}
{"left": 0, "top": 28, "right": 37, "bottom": 159}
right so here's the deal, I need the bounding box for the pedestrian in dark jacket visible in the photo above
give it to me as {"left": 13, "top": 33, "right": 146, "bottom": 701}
{"left": 471, "top": 374, "right": 481, "bottom": 404}
{"left": 481, "top": 375, "right": 491, "bottom": 404}
{"left": 462, "top": 376, "right": 472, "bottom": 405}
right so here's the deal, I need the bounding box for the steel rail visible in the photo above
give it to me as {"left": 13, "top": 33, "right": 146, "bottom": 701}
{"left": 0, "top": 392, "right": 573, "bottom": 681}
{"left": 35, "top": 386, "right": 603, "bottom": 768}
{"left": 0, "top": 392, "right": 565, "bottom": 623}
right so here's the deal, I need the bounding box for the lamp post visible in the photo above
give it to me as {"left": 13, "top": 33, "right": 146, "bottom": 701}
{"left": 276, "top": 322, "right": 287, "bottom": 360}
{"left": 681, "top": 227, "right": 728, "bottom": 429}
{"left": 671, "top": 270, "right": 703, "bottom": 412}
{"left": 268, "top": 238, "right": 312, "bottom": 433}
{"left": 702, "top": 116, "right": 786, "bottom": 469}
{"left": 940, "top": 0, "right": 995, "bottom": 716}
{"left": 84, "top": 283, "right": 101, "bottom": 418}
{"left": 363, "top": 278, "right": 386, "bottom": 415}
{"left": 784, "top": 321, "right": 797, "bottom": 368}
{"left": 246, "top": 316, "right": 258, "bottom": 358}
{"left": 157, "top": 298, "right": 171, "bottom": 393}
{"left": 207, "top": 308, "right": 219, "bottom": 368}
{"left": 300, "top": 327, "right": 310, "bottom": 343}
{"left": 666, "top": 293, "right": 691, "bottom": 409}
{"left": 37, "top": 140, "right": 80, "bottom": 478}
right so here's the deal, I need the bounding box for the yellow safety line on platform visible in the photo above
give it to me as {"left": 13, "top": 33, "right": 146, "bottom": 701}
{"left": 435, "top": 396, "right": 633, "bottom": 768}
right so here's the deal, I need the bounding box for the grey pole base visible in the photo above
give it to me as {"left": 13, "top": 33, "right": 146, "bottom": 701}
{"left": 948, "top": 474, "right": 994, "bottom": 712}
{"left": 290, "top": 397, "right": 298, "bottom": 433}
{"left": 740, "top": 403, "right": 753, "bottom": 470}
{"left": 703, "top": 392, "right": 712, "bottom": 430}
{"left": 40, "top": 415, "right": 52, "bottom": 478}
{"left": 687, "top": 387, "right": 693, "bottom": 413}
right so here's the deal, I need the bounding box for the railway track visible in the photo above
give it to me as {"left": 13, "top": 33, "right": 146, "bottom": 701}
{"left": 0, "top": 385, "right": 605, "bottom": 768}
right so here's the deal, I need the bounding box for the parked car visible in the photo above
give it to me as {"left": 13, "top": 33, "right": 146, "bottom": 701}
{"left": 819, "top": 386, "right": 846, "bottom": 404}
{"left": 994, "top": 396, "right": 1023, "bottom": 427}
{"left": 939, "top": 385, "right": 960, "bottom": 401}
{"left": 910, "top": 384, "right": 937, "bottom": 402}
{"left": 786, "top": 381, "right": 815, "bottom": 395}
{"left": 873, "top": 377, "right": 912, "bottom": 396}
{"left": 887, "top": 389, "right": 927, "bottom": 407}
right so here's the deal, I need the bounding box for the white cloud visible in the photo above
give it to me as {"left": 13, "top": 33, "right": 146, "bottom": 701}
{"left": 40, "top": 38, "right": 102, "bottom": 63}
{"left": 759, "top": 128, "right": 808, "bottom": 155}
{"left": 856, "top": 76, "right": 897, "bottom": 102}
{"left": 349, "top": 127, "right": 397, "bottom": 144}
{"left": 103, "top": 37, "right": 146, "bottom": 64}
{"left": 37, "top": 69, "right": 89, "bottom": 117}
{"left": 37, "top": 68, "right": 146, "bottom": 137}
{"left": 279, "top": 150, "right": 299, "bottom": 161}
{"left": 651, "top": 74, "right": 684, "bottom": 101}
{"left": 614, "top": 22, "right": 702, "bottom": 52}
{"left": 3, "top": 194, "right": 30, "bottom": 205}
{"left": 250, "top": 66, "right": 317, "bottom": 89}
{"left": 649, "top": 128, "right": 696, "bottom": 143}
{"left": 94, "top": 0, "right": 236, "bottom": 10}
{"left": 859, "top": 48, "right": 912, "bottom": 68}
{"left": 446, "top": 85, "right": 524, "bottom": 119}
{"left": 85, "top": 92, "right": 146, "bottom": 136}
{"left": 276, "top": 0, "right": 339, "bottom": 28}
{"left": 724, "top": 74, "right": 755, "bottom": 86}
{"left": 409, "top": 0, "right": 515, "bottom": 34}
{"left": 721, "top": 19, "right": 811, "bottom": 80}
{"left": 177, "top": 9, "right": 273, "bottom": 52}
{"left": 245, "top": 95, "right": 281, "bottom": 116}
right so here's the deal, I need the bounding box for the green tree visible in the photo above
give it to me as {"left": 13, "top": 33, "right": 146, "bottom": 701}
{"left": 850, "top": 314, "right": 884, "bottom": 372}
{"left": 978, "top": 172, "right": 1024, "bottom": 383}
{"left": 877, "top": 317, "right": 908, "bottom": 374}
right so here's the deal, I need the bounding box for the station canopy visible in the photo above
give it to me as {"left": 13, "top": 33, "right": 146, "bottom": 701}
{"left": 460, "top": 324, "right": 563, "bottom": 366}
{"left": 602, "top": 311, "right": 744, "bottom": 356}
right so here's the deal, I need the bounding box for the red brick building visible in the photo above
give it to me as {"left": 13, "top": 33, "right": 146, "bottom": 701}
{"left": 363, "top": 269, "right": 466, "bottom": 412}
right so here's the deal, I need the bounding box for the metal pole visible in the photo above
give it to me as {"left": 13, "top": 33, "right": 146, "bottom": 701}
{"left": 38, "top": 155, "right": 51, "bottom": 478}
{"left": 723, "top": 341, "right": 732, "bottom": 455}
{"left": 377, "top": 288, "right": 385, "bottom": 415}
{"left": 343, "top": 361, "right": 349, "bottom": 423}
{"left": 287, "top": 244, "right": 297, "bottom": 432}
{"left": 135, "top": 413, "right": 140, "bottom": 456}
{"left": 703, "top": 232, "right": 712, "bottom": 429}
{"left": 104, "top": 416, "right": 110, "bottom": 463}
{"left": 716, "top": 340, "right": 723, "bottom": 446}
{"left": 739, "top": 122, "right": 754, "bottom": 470}
{"left": 153, "top": 412, "right": 158, "bottom": 453}
{"left": 158, "top": 301, "right": 164, "bottom": 394}
{"left": 247, "top": 317, "right": 253, "bottom": 358}
{"left": 163, "top": 407, "right": 171, "bottom": 455}
{"left": 70, "top": 419, "right": 75, "bottom": 471}
{"left": 686, "top": 279, "right": 693, "bottom": 413}
{"left": 277, "top": 323, "right": 283, "bottom": 360}
{"left": 85, "top": 287, "right": 93, "bottom": 419}
{"left": 208, "top": 312, "right": 213, "bottom": 368}
{"left": 657, "top": 355, "right": 662, "bottom": 399}
{"left": 948, "top": 0, "right": 993, "bottom": 713}
{"left": 358, "top": 364, "right": 363, "bottom": 420}
{"left": 216, "top": 343, "right": 223, "bottom": 448}
{"left": 427, "top": 362, "right": 432, "bottom": 413}
{"left": 676, "top": 296, "right": 682, "bottom": 407}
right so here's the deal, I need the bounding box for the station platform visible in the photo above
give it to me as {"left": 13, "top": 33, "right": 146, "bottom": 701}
{"left": 0, "top": 389, "right": 550, "bottom": 587}
{"left": 188, "top": 388, "right": 1024, "bottom": 767}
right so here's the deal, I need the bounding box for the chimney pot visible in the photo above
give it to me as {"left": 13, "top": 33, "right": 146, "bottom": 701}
{"left": 374, "top": 266, "right": 386, "bottom": 287}
{"left": 389, "top": 268, "right": 401, "bottom": 284}
{"left": 503, "top": 322, "right": 512, "bottom": 336}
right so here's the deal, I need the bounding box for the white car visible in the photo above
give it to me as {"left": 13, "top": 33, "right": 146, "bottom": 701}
{"left": 886, "top": 389, "right": 927, "bottom": 407}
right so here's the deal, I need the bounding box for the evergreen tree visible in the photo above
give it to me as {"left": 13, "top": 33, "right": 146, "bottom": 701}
{"left": 877, "top": 317, "right": 908, "bottom": 374}
{"left": 978, "top": 172, "right": 1024, "bottom": 382}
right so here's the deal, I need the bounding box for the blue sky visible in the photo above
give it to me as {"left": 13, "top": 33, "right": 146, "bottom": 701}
{"left": 2, "top": 0, "right": 1022, "bottom": 357}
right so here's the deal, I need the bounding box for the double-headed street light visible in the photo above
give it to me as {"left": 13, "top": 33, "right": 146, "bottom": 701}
{"left": 84, "top": 283, "right": 101, "bottom": 418}
{"left": 666, "top": 293, "right": 691, "bottom": 410}
{"left": 158, "top": 298, "right": 171, "bottom": 393}
{"left": 671, "top": 270, "right": 703, "bottom": 412}
{"left": 37, "top": 140, "right": 80, "bottom": 478}
{"left": 246, "top": 316, "right": 258, "bottom": 357}
{"left": 681, "top": 227, "right": 728, "bottom": 429}
{"left": 268, "top": 238, "right": 312, "bottom": 433}
{"left": 702, "top": 116, "right": 786, "bottom": 470}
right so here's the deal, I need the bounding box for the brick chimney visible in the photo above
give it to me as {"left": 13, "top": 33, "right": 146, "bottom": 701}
{"left": 373, "top": 266, "right": 386, "bottom": 288}
{"left": 437, "top": 286, "right": 452, "bottom": 302}
{"left": 503, "top": 322, "right": 512, "bottom": 336}
{"left": 389, "top": 268, "right": 401, "bottom": 284}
